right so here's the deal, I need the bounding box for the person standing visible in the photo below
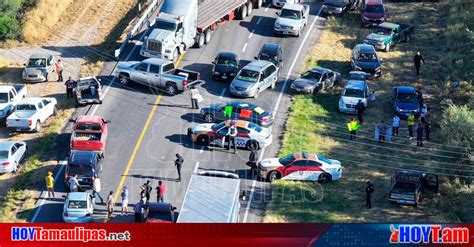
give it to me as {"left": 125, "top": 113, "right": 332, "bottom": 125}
{"left": 121, "top": 186, "right": 129, "bottom": 216}
{"left": 189, "top": 86, "right": 201, "bottom": 109}
{"left": 369, "top": 91, "right": 376, "bottom": 103}
{"left": 68, "top": 174, "right": 80, "bottom": 192}
{"left": 45, "top": 171, "right": 55, "bottom": 199}
{"left": 55, "top": 59, "right": 64, "bottom": 82}
{"left": 355, "top": 100, "right": 365, "bottom": 124}
{"left": 416, "top": 122, "right": 424, "bottom": 147}
{"left": 407, "top": 113, "right": 415, "bottom": 140}
{"left": 106, "top": 191, "right": 114, "bottom": 218}
{"left": 347, "top": 118, "right": 358, "bottom": 140}
{"left": 144, "top": 180, "right": 152, "bottom": 203}
{"left": 377, "top": 120, "right": 387, "bottom": 143}
{"left": 139, "top": 184, "right": 147, "bottom": 204}
{"left": 413, "top": 51, "right": 425, "bottom": 76}
{"left": 65, "top": 77, "right": 76, "bottom": 98}
{"left": 365, "top": 181, "right": 374, "bottom": 209}
{"left": 156, "top": 181, "right": 166, "bottom": 203}
{"left": 416, "top": 89, "right": 424, "bottom": 107}
{"left": 247, "top": 145, "right": 259, "bottom": 169}
{"left": 392, "top": 115, "right": 400, "bottom": 136}
{"left": 92, "top": 175, "right": 104, "bottom": 204}
{"left": 424, "top": 122, "right": 431, "bottom": 142}
{"left": 421, "top": 105, "right": 430, "bottom": 124}
{"left": 133, "top": 201, "right": 143, "bottom": 223}
{"left": 228, "top": 124, "right": 238, "bottom": 153}
{"left": 175, "top": 153, "right": 183, "bottom": 182}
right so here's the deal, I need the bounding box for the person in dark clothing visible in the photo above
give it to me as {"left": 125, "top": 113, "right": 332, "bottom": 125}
{"left": 416, "top": 89, "right": 424, "bottom": 107}
{"left": 65, "top": 77, "right": 76, "bottom": 98}
{"left": 365, "top": 181, "right": 374, "bottom": 209}
{"left": 144, "top": 180, "right": 152, "bottom": 203}
{"left": 174, "top": 153, "right": 183, "bottom": 182}
{"left": 424, "top": 122, "right": 431, "bottom": 142}
{"left": 377, "top": 120, "right": 387, "bottom": 143}
{"left": 247, "top": 148, "right": 259, "bottom": 170}
{"left": 416, "top": 122, "right": 424, "bottom": 147}
{"left": 228, "top": 124, "right": 237, "bottom": 153}
{"left": 133, "top": 201, "right": 143, "bottom": 223}
{"left": 414, "top": 52, "right": 425, "bottom": 76}
{"left": 355, "top": 100, "right": 365, "bottom": 124}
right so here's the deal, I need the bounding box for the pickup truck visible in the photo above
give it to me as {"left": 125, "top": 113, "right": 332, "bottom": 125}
{"left": 0, "top": 85, "right": 27, "bottom": 124}
{"left": 70, "top": 116, "right": 109, "bottom": 158}
{"left": 6, "top": 97, "right": 58, "bottom": 132}
{"left": 75, "top": 77, "right": 102, "bottom": 105}
{"left": 389, "top": 170, "right": 438, "bottom": 207}
{"left": 273, "top": 3, "right": 310, "bottom": 37}
{"left": 116, "top": 58, "right": 201, "bottom": 96}
{"left": 22, "top": 53, "right": 56, "bottom": 82}
{"left": 364, "top": 22, "right": 414, "bottom": 51}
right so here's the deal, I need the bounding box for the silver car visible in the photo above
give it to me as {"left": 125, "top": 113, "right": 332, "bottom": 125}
{"left": 22, "top": 53, "right": 55, "bottom": 82}
{"left": 0, "top": 141, "right": 27, "bottom": 174}
{"left": 229, "top": 60, "right": 279, "bottom": 98}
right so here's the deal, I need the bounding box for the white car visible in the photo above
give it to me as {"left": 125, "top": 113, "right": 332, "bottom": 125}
{"left": 0, "top": 141, "right": 27, "bottom": 174}
{"left": 338, "top": 71, "right": 370, "bottom": 114}
{"left": 63, "top": 192, "right": 95, "bottom": 223}
{"left": 273, "top": 0, "right": 301, "bottom": 8}
{"left": 6, "top": 97, "right": 58, "bottom": 132}
{"left": 274, "top": 3, "right": 310, "bottom": 37}
{"left": 258, "top": 152, "right": 343, "bottom": 182}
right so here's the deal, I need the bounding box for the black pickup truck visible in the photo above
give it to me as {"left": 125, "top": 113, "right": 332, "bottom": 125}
{"left": 389, "top": 170, "right": 438, "bottom": 207}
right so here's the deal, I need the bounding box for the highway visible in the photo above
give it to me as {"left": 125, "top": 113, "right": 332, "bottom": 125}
{"left": 30, "top": 1, "right": 326, "bottom": 223}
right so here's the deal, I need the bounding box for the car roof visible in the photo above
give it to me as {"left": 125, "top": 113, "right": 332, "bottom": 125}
{"left": 395, "top": 86, "right": 415, "bottom": 93}
{"left": 67, "top": 192, "right": 89, "bottom": 201}
{"left": 0, "top": 142, "right": 16, "bottom": 150}
{"left": 70, "top": 151, "right": 97, "bottom": 165}
{"left": 216, "top": 52, "right": 238, "bottom": 59}
{"left": 310, "top": 67, "right": 331, "bottom": 74}
{"left": 292, "top": 152, "right": 318, "bottom": 161}
{"left": 282, "top": 3, "right": 304, "bottom": 11}
{"left": 260, "top": 43, "right": 280, "bottom": 54}
{"left": 244, "top": 60, "right": 273, "bottom": 71}
{"left": 378, "top": 22, "right": 398, "bottom": 29}
{"left": 18, "top": 97, "right": 49, "bottom": 105}
{"left": 346, "top": 80, "right": 366, "bottom": 90}
{"left": 76, "top": 115, "right": 104, "bottom": 123}
{"left": 29, "top": 53, "right": 51, "bottom": 59}
{"left": 228, "top": 101, "right": 257, "bottom": 109}
{"left": 355, "top": 44, "right": 376, "bottom": 53}
{"left": 147, "top": 202, "right": 173, "bottom": 212}
{"left": 224, "top": 119, "right": 251, "bottom": 129}
{"left": 143, "top": 58, "right": 170, "bottom": 65}
{"left": 366, "top": 0, "right": 383, "bottom": 5}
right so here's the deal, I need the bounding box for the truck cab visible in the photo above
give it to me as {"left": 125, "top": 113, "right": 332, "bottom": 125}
{"left": 389, "top": 170, "right": 438, "bottom": 207}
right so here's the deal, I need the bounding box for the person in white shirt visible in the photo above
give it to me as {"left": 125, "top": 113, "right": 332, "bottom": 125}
{"left": 69, "top": 174, "right": 80, "bottom": 192}
{"left": 189, "top": 86, "right": 201, "bottom": 109}
{"left": 92, "top": 176, "right": 104, "bottom": 204}
{"left": 392, "top": 115, "right": 400, "bottom": 136}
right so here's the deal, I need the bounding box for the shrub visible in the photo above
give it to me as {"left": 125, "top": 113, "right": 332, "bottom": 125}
{"left": 440, "top": 102, "right": 474, "bottom": 152}
{"left": 0, "top": 15, "right": 21, "bottom": 41}
{"left": 0, "top": 0, "right": 22, "bottom": 15}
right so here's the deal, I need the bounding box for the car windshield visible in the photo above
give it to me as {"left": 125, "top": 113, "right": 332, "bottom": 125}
{"left": 279, "top": 154, "right": 296, "bottom": 165}
{"left": 397, "top": 93, "right": 418, "bottom": 103}
{"left": 259, "top": 52, "right": 278, "bottom": 65}
{"left": 357, "top": 52, "right": 378, "bottom": 62}
{"left": 0, "top": 93, "right": 8, "bottom": 104}
{"left": 366, "top": 4, "right": 384, "bottom": 13}
{"left": 343, "top": 88, "right": 364, "bottom": 98}
{"left": 236, "top": 69, "right": 259, "bottom": 83}
{"left": 75, "top": 123, "right": 102, "bottom": 131}
{"left": 77, "top": 79, "right": 97, "bottom": 87}
{"left": 67, "top": 200, "right": 87, "bottom": 209}
{"left": 216, "top": 57, "right": 238, "bottom": 67}
{"left": 280, "top": 9, "right": 301, "bottom": 20}
{"left": 27, "top": 58, "right": 46, "bottom": 67}
{"left": 0, "top": 151, "right": 8, "bottom": 159}
{"left": 211, "top": 122, "right": 226, "bottom": 132}
{"left": 155, "top": 20, "right": 177, "bottom": 31}
{"left": 148, "top": 210, "right": 172, "bottom": 222}
{"left": 16, "top": 104, "right": 36, "bottom": 111}
{"left": 317, "top": 155, "right": 333, "bottom": 164}
{"left": 247, "top": 122, "right": 262, "bottom": 132}
{"left": 301, "top": 71, "right": 322, "bottom": 81}
{"left": 373, "top": 27, "right": 392, "bottom": 35}
{"left": 68, "top": 165, "right": 93, "bottom": 177}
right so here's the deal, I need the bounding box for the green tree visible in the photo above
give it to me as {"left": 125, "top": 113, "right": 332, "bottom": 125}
{"left": 0, "top": 0, "right": 22, "bottom": 15}
{"left": 0, "top": 15, "right": 21, "bottom": 41}
{"left": 441, "top": 103, "right": 474, "bottom": 151}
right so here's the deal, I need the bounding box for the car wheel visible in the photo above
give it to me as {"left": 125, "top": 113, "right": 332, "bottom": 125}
{"left": 268, "top": 171, "right": 281, "bottom": 182}
{"left": 203, "top": 113, "right": 214, "bottom": 123}
{"left": 53, "top": 106, "right": 58, "bottom": 116}
{"left": 197, "top": 135, "right": 210, "bottom": 146}
{"left": 119, "top": 73, "right": 130, "bottom": 85}
{"left": 246, "top": 140, "right": 260, "bottom": 150}
{"left": 165, "top": 83, "right": 177, "bottom": 96}
{"left": 35, "top": 121, "right": 41, "bottom": 132}
{"left": 197, "top": 33, "right": 205, "bottom": 48}
{"left": 318, "top": 173, "right": 332, "bottom": 183}
{"left": 238, "top": 5, "right": 247, "bottom": 20}
{"left": 247, "top": 2, "right": 253, "bottom": 16}
{"left": 271, "top": 79, "right": 276, "bottom": 89}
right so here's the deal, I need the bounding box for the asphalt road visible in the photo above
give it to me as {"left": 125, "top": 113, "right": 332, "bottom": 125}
{"left": 30, "top": 1, "right": 326, "bottom": 223}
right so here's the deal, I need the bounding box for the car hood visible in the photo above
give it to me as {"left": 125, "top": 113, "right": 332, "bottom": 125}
{"left": 292, "top": 78, "right": 318, "bottom": 88}
{"left": 395, "top": 102, "right": 419, "bottom": 111}
{"left": 276, "top": 17, "right": 301, "bottom": 27}
{"left": 9, "top": 110, "right": 35, "bottom": 119}
{"left": 214, "top": 64, "right": 238, "bottom": 74}
{"left": 259, "top": 158, "right": 282, "bottom": 169}
{"left": 355, "top": 61, "right": 380, "bottom": 69}
{"left": 340, "top": 96, "right": 365, "bottom": 105}
{"left": 259, "top": 126, "right": 272, "bottom": 138}
{"left": 117, "top": 61, "right": 139, "bottom": 71}
{"left": 324, "top": 0, "right": 347, "bottom": 8}
{"left": 366, "top": 33, "right": 389, "bottom": 42}
{"left": 191, "top": 123, "right": 214, "bottom": 133}
{"left": 362, "top": 12, "right": 385, "bottom": 19}
{"left": 24, "top": 67, "right": 45, "bottom": 76}
{"left": 231, "top": 79, "right": 257, "bottom": 90}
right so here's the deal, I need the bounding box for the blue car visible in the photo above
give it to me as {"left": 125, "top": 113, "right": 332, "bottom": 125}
{"left": 63, "top": 192, "right": 95, "bottom": 223}
{"left": 391, "top": 86, "right": 421, "bottom": 119}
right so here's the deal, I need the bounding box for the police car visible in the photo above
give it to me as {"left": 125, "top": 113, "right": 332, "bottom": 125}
{"left": 258, "top": 152, "right": 342, "bottom": 182}
{"left": 187, "top": 120, "right": 272, "bottom": 150}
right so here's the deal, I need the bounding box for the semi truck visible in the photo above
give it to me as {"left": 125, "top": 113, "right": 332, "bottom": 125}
{"left": 140, "top": 0, "right": 264, "bottom": 62}
{"left": 177, "top": 171, "right": 241, "bottom": 223}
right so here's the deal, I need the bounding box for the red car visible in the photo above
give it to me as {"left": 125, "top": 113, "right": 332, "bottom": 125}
{"left": 144, "top": 203, "right": 176, "bottom": 223}
{"left": 70, "top": 116, "right": 110, "bottom": 158}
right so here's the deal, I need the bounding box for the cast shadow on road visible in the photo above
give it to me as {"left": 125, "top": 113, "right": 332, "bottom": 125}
{"left": 239, "top": 16, "right": 275, "bottom": 38}
{"left": 181, "top": 113, "right": 205, "bottom": 123}
{"left": 165, "top": 134, "right": 209, "bottom": 151}
{"left": 127, "top": 174, "right": 177, "bottom": 182}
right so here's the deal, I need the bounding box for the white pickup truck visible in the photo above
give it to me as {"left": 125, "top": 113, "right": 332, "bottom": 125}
{"left": 6, "top": 97, "right": 58, "bottom": 132}
{"left": 0, "top": 85, "right": 27, "bottom": 124}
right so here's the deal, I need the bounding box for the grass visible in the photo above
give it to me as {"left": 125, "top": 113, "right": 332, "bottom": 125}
{"left": 0, "top": 57, "right": 7, "bottom": 75}
{"left": 264, "top": 2, "right": 473, "bottom": 223}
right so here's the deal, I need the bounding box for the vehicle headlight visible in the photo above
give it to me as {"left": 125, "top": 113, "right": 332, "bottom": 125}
{"left": 339, "top": 99, "right": 345, "bottom": 107}
{"left": 290, "top": 83, "right": 296, "bottom": 89}
{"left": 375, "top": 67, "right": 381, "bottom": 72}
{"left": 214, "top": 71, "right": 219, "bottom": 75}
{"left": 336, "top": 7, "right": 343, "bottom": 12}
{"left": 354, "top": 65, "right": 362, "bottom": 70}
{"left": 230, "top": 73, "right": 235, "bottom": 76}
{"left": 292, "top": 26, "right": 300, "bottom": 30}
{"left": 274, "top": 23, "right": 281, "bottom": 29}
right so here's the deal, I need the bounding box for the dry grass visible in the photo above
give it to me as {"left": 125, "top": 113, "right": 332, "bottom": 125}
{"left": 0, "top": 57, "right": 8, "bottom": 75}
{"left": 265, "top": 2, "right": 473, "bottom": 223}
{"left": 22, "top": 0, "right": 74, "bottom": 43}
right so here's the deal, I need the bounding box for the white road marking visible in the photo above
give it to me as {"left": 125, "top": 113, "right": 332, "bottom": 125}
{"left": 243, "top": 7, "right": 323, "bottom": 223}
{"left": 31, "top": 160, "right": 67, "bottom": 223}
{"left": 256, "top": 17, "right": 262, "bottom": 25}
{"left": 248, "top": 29, "right": 255, "bottom": 39}
{"left": 219, "top": 88, "right": 227, "bottom": 99}
{"left": 242, "top": 43, "right": 248, "bottom": 53}
{"left": 193, "top": 161, "right": 200, "bottom": 174}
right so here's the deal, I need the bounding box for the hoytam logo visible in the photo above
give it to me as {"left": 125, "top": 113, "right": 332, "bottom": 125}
{"left": 11, "top": 227, "right": 131, "bottom": 242}
{"left": 390, "top": 225, "right": 469, "bottom": 244}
